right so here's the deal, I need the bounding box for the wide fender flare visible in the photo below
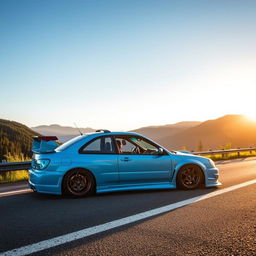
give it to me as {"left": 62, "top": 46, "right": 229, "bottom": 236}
{"left": 60, "top": 166, "right": 97, "bottom": 186}
{"left": 172, "top": 159, "right": 207, "bottom": 183}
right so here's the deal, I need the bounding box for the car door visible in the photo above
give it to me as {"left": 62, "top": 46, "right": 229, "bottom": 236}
{"left": 115, "top": 135, "right": 174, "bottom": 185}
{"left": 79, "top": 135, "right": 119, "bottom": 187}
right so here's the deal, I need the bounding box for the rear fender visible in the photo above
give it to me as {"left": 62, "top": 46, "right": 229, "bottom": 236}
{"left": 61, "top": 167, "right": 97, "bottom": 192}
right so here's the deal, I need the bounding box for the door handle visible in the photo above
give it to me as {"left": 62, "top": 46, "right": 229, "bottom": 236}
{"left": 121, "top": 157, "right": 131, "bottom": 162}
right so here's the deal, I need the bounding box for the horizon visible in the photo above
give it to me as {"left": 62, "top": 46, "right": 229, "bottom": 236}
{"left": 1, "top": 1, "right": 256, "bottom": 130}
{"left": 2, "top": 113, "right": 254, "bottom": 131}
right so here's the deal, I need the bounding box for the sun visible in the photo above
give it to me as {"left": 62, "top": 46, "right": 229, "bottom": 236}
{"left": 244, "top": 114, "right": 256, "bottom": 123}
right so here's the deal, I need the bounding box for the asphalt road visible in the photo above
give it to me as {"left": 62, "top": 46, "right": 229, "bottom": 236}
{"left": 0, "top": 158, "right": 255, "bottom": 256}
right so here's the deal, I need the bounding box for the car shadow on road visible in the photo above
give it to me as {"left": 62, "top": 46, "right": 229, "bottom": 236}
{"left": 28, "top": 186, "right": 219, "bottom": 201}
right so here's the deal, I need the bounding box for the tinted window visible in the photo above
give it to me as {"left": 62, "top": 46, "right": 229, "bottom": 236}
{"left": 56, "top": 135, "right": 87, "bottom": 152}
{"left": 115, "top": 136, "right": 159, "bottom": 155}
{"left": 116, "top": 138, "right": 135, "bottom": 154}
{"left": 130, "top": 137, "right": 158, "bottom": 152}
{"left": 84, "top": 138, "right": 101, "bottom": 152}
{"left": 81, "top": 136, "right": 116, "bottom": 154}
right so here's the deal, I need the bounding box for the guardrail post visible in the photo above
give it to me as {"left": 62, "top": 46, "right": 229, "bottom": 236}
{"left": 237, "top": 148, "right": 240, "bottom": 157}
{"left": 222, "top": 149, "right": 225, "bottom": 159}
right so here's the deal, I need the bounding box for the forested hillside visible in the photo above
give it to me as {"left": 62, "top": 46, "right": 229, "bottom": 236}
{"left": 0, "top": 119, "right": 40, "bottom": 161}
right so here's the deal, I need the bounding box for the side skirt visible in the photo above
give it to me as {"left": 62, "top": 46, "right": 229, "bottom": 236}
{"left": 96, "top": 182, "right": 176, "bottom": 193}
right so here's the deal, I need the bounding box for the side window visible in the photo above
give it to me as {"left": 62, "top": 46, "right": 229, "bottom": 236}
{"left": 130, "top": 137, "right": 159, "bottom": 153}
{"left": 81, "top": 136, "right": 116, "bottom": 154}
{"left": 83, "top": 138, "right": 101, "bottom": 152}
{"left": 103, "top": 137, "right": 115, "bottom": 153}
{"left": 115, "top": 136, "right": 160, "bottom": 155}
{"left": 116, "top": 138, "right": 136, "bottom": 154}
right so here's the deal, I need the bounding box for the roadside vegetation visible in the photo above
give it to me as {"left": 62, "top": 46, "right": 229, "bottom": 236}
{"left": 195, "top": 142, "right": 256, "bottom": 161}
{"left": 0, "top": 154, "right": 30, "bottom": 184}
{"left": 200, "top": 150, "right": 256, "bottom": 161}
{"left": 0, "top": 170, "right": 28, "bottom": 184}
{"left": 0, "top": 119, "right": 39, "bottom": 183}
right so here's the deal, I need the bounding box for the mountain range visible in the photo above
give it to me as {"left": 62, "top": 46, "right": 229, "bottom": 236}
{"left": 30, "top": 115, "right": 256, "bottom": 151}
{"left": 130, "top": 121, "right": 201, "bottom": 141}
{"left": 31, "top": 125, "right": 94, "bottom": 142}
{"left": 157, "top": 115, "right": 256, "bottom": 151}
{"left": 1, "top": 114, "right": 255, "bottom": 162}
{"left": 31, "top": 122, "right": 201, "bottom": 143}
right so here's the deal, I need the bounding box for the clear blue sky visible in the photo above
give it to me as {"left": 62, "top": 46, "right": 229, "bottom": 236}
{"left": 1, "top": 0, "right": 256, "bottom": 130}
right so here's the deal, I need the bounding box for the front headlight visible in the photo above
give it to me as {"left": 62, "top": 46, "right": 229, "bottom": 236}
{"left": 34, "top": 159, "right": 50, "bottom": 170}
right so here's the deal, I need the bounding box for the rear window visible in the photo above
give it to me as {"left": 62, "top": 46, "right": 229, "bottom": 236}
{"left": 55, "top": 135, "right": 87, "bottom": 152}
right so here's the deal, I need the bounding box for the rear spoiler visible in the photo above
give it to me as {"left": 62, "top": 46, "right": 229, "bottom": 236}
{"left": 32, "top": 136, "right": 59, "bottom": 153}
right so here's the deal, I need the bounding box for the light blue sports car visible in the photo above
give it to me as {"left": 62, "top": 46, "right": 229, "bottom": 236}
{"left": 29, "top": 130, "right": 220, "bottom": 197}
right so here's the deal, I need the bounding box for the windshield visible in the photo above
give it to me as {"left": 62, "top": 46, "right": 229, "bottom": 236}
{"left": 55, "top": 135, "right": 86, "bottom": 152}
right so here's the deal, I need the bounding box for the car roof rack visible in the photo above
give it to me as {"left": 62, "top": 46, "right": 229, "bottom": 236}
{"left": 95, "top": 129, "right": 111, "bottom": 133}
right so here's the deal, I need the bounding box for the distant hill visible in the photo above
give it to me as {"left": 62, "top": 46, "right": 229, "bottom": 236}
{"left": 2, "top": 115, "right": 255, "bottom": 161}
{"left": 130, "top": 121, "right": 201, "bottom": 141}
{"left": 157, "top": 115, "right": 256, "bottom": 151}
{"left": 0, "top": 119, "right": 40, "bottom": 161}
{"left": 31, "top": 122, "right": 201, "bottom": 143}
{"left": 31, "top": 125, "right": 95, "bottom": 142}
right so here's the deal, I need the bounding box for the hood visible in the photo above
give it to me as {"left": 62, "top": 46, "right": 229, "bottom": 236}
{"left": 177, "top": 150, "right": 193, "bottom": 155}
{"left": 174, "top": 150, "right": 209, "bottom": 163}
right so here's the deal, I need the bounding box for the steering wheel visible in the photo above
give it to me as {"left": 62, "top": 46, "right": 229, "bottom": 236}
{"left": 132, "top": 146, "right": 140, "bottom": 154}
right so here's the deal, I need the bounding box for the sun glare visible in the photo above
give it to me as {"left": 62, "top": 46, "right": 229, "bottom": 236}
{"left": 244, "top": 114, "right": 256, "bottom": 123}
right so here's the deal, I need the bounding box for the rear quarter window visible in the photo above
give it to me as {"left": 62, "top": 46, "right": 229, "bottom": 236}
{"left": 55, "top": 136, "right": 87, "bottom": 152}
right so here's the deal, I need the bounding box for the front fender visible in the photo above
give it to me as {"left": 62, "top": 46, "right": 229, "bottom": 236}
{"left": 172, "top": 159, "right": 206, "bottom": 183}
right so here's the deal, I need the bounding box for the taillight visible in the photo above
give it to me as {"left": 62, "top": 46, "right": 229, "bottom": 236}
{"left": 33, "top": 159, "right": 50, "bottom": 170}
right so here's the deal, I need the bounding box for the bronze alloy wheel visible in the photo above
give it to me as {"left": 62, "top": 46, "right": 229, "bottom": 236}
{"left": 177, "top": 164, "right": 202, "bottom": 189}
{"left": 63, "top": 169, "right": 95, "bottom": 197}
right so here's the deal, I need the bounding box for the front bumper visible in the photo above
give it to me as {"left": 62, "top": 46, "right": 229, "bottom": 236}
{"left": 29, "top": 169, "right": 63, "bottom": 195}
{"left": 205, "top": 167, "right": 221, "bottom": 187}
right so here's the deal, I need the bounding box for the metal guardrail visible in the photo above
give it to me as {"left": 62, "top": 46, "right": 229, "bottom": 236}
{"left": 0, "top": 147, "right": 256, "bottom": 173}
{"left": 0, "top": 161, "right": 31, "bottom": 172}
{"left": 193, "top": 147, "right": 256, "bottom": 156}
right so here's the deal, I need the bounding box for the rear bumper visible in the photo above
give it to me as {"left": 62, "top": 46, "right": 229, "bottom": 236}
{"left": 28, "top": 169, "right": 63, "bottom": 195}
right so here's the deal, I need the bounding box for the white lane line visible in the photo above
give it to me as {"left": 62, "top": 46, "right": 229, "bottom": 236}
{"left": 1, "top": 179, "right": 256, "bottom": 256}
{"left": 0, "top": 189, "right": 32, "bottom": 198}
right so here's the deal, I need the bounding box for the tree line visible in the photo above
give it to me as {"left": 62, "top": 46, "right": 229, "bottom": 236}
{"left": 0, "top": 119, "right": 39, "bottom": 162}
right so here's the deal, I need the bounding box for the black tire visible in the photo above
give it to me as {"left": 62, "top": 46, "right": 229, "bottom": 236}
{"left": 62, "top": 169, "right": 95, "bottom": 197}
{"left": 177, "top": 164, "right": 203, "bottom": 190}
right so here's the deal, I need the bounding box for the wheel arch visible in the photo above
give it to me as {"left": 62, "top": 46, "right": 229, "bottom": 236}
{"left": 61, "top": 167, "right": 97, "bottom": 194}
{"left": 173, "top": 160, "right": 206, "bottom": 186}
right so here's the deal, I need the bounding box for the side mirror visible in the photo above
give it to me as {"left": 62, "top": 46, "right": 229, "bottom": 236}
{"left": 157, "top": 147, "right": 164, "bottom": 155}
